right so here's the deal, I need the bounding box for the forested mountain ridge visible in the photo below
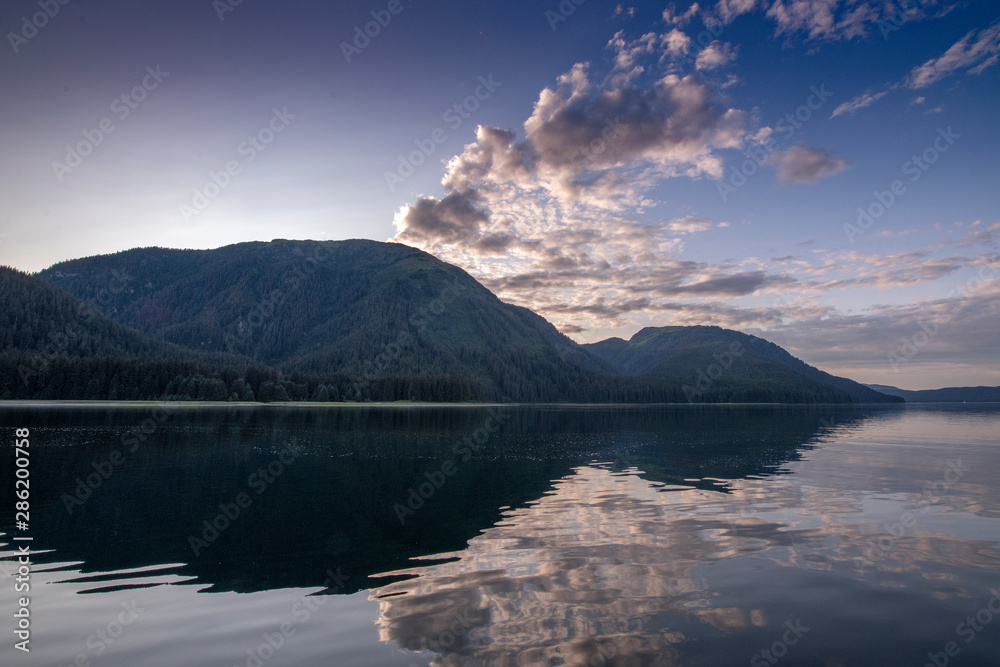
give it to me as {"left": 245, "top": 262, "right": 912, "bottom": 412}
{"left": 37, "top": 240, "right": 623, "bottom": 401}
{"left": 0, "top": 266, "right": 261, "bottom": 401}
{"left": 3, "top": 240, "right": 903, "bottom": 403}
{"left": 585, "top": 326, "right": 898, "bottom": 403}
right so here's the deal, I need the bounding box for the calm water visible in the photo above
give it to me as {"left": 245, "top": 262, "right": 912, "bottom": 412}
{"left": 1, "top": 403, "right": 999, "bottom": 666}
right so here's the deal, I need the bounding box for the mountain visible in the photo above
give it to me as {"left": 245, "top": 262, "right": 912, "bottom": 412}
{"left": 0, "top": 266, "right": 258, "bottom": 401}
{"left": 36, "top": 240, "right": 625, "bottom": 402}
{"left": 867, "top": 384, "right": 1000, "bottom": 403}
{"left": 584, "top": 326, "right": 901, "bottom": 403}
{"left": 16, "top": 239, "right": 903, "bottom": 404}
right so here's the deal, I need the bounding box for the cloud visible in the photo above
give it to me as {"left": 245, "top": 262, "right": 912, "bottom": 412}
{"left": 753, "top": 268, "right": 1000, "bottom": 378}
{"left": 693, "top": 0, "right": 959, "bottom": 43}
{"left": 907, "top": 22, "right": 1000, "bottom": 88}
{"left": 765, "top": 146, "right": 849, "bottom": 183}
{"left": 663, "top": 3, "right": 703, "bottom": 26}
{"left": 766, "top": 0, "right": 840, "bottom": 39}
{"left": 393, "top": 190, "right": 494, "bottom": 250}
{"left": 830, "top": 90, "right": 889, "bottom": 118}
{"left": 663, "top": 216, "right": 725, "bottom": 233}
{"left": 394, "top": 46, "right": 750, "bottom": 255}
{"left": 695, "top": 41, "right": 738, "bottom": 69}
{"left": 760, "top": 0, "right": 890, "bottom": 41}
{"left": 663, "top": 28, "right": 692, "bottom": 55}
{"left": 956, "top": 222, "right": 1000, "bottom": 248}
{"left": 388, "top": 32, "right": 775, "bottom": 332}
{"left": 834, "top": 21, "right": 1000, "bottom": 117}
{"left": 390, "top": 18, "right": 996, "bottom": 384}
{"left": 714, "top": 0, "right": 759, "bottom": 24}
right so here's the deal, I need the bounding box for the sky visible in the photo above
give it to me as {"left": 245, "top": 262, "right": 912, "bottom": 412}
{"left": 0, "top": 0, "right": 998, "bottom": 390}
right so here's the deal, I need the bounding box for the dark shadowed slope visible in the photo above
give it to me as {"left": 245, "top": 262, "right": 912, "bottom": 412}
{"left": 0, "top": 266, "right": 255, "bottom": 401}
{"left": 37, "top": 241, "right": 619, "bottom": 402}
{"left": 585, "top": 326, "right": 901, "bottom": 403}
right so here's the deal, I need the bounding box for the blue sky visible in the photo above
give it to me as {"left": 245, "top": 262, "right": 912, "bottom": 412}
{"left": 1, "top": 0, "right": 998, "bottom": 389}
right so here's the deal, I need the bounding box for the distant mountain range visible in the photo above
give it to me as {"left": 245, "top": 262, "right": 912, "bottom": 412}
{"left": 866, "top": 384, "right": 1000, "bottom": 403}
{"left": 586, "top": 326, "right": 893, "bottom": 404}
{"left": 1, "top": 239, "right": 902, "bottom": 403}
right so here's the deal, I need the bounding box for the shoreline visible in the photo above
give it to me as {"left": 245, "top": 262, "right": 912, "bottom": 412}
{"left": 0, "top": 400, "right": 920, "bottom": 408}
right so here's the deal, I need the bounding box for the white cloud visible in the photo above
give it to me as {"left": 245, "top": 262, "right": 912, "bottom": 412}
{"left": 696, "top": 0, "right": 958, "bottom": 43}
{"left": 833, "top": 21, "right": 998, "bottom": 117}
{"left": 765, "top": 146, "right": 849, "bottom": 183}
{"left": 663, "top": 28, "right": 692, "bottom": 55}
{"left": 663, "top": 3, "right": 702, "bottom": 26}
{"left": 663, "top": 216, "right": 724, "bottom": 233}
{"left": 695, "top": 40, "right": 738, "bottom": 69}
{"left": 830, "top": 90, "right": 889, "bottom": 118}
{"left": 907, "top": 23, "right": 1000, "bottom": 88}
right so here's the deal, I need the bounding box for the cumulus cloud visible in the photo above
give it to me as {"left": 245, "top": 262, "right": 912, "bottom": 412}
{"left": 765, "top": 146, "right": 849, "bottom": 183}
{"left": 695, "top": 41, "right": 738, "bottom": 69}
{"left": 388, "top": 27, "right": 776, "bottom": 332}
{"left": 390, "top": 17, "right": 995, "bottom": 384}
{"left": 393, "top": 46, "right": 749, "bottom": 253}
{"left": 663, "top": 28, "right": 692, "bottom": 55}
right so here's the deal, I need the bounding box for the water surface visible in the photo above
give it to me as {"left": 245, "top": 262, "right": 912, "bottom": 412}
{"left": 1, "top": 403, "right": 998, "bottom": 665}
